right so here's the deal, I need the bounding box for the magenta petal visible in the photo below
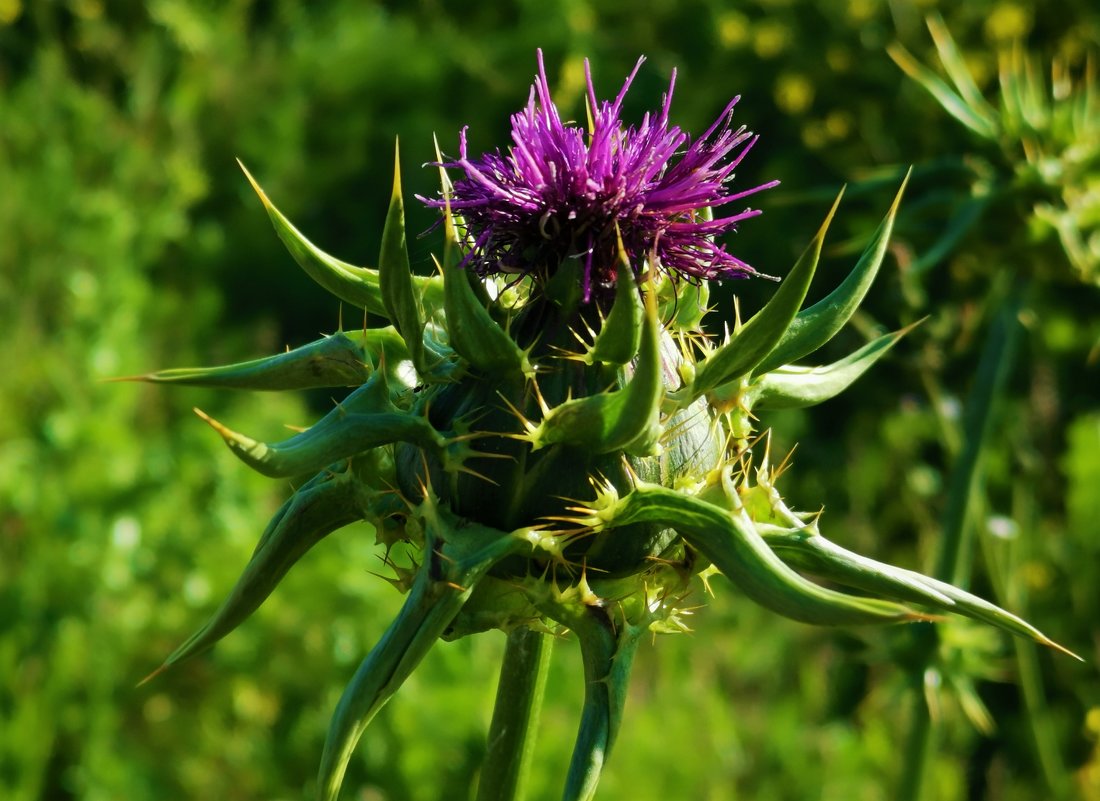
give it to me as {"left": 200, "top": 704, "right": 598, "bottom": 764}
{"left": 422, "top": 53, "right": 775, "bottom": 294}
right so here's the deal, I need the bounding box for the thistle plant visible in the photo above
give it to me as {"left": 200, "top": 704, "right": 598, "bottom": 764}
{"left": 129, "top": 52, "right": 1077, "bottom": 801}
{"left": 889, "top": 12, "right": 1100, "bottom": 284}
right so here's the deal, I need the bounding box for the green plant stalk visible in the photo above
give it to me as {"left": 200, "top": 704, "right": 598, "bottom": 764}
{"left": 981, "top": 487, "right": 1071, "bottom": 799}
{"left": 899, "top": 275, "right": 1027, "bottom": 801}
{"left": 1011, "top": 630, "right": 1071, "bottom": 798}
{"left": 476, "top": 627, "right": 554, "bottom": 801}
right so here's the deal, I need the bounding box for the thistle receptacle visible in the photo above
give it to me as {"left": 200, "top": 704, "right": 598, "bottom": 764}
{"left": 128, "top": 51, "right": 1076, "bottom": 801}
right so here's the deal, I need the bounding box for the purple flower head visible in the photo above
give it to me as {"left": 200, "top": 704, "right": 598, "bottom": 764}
{"left": 423, "top": 51, "right": 778, "bottom": 303}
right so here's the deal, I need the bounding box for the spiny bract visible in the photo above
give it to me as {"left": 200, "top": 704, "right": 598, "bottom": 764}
{"left": 128, "top": 53, "right": 1075, "bottom": 801}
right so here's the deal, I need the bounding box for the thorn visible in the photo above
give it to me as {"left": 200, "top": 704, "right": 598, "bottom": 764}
{"left": 192, "top": 407, "right": 244, "bottom": 444}
{"left": 237, "top": 159, "right": 273, "bottom": 209}
{"left": 136, "top": 663, "right": 168, "bottom": 687}
{"left": 774, "top": 443, "right": 798, "bottom": 480}
{"left": 1041, "top": 637, "right": 1085, "bottom": 662}
{"left": 620, "top": 458, "right": 642, "bottom": 487}
{"left": 495, "top": 391, "right": 538, "bottom": 436}
{"left": 529, "top": 379, "right": 551, "bottom": 418}
{"left": 101, "top": 373, "right": 153, "bottom": 384}
{"left": 456, "top": 465, "right": 500, "bottom": 486}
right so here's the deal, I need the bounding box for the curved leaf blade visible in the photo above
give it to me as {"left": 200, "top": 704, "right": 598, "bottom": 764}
{"left": 763, "top": 528, "right": 1081, "bottom": 659}
{"left": 888, "top": 43, "right": 998, "bottom": 139}
{"left": 590, "top": 479, "right": 923, "bottom": 625}
{"left": 747, "top": 322, "right": 918, "bottom": 410}
{"left": 142, "top": 469, "right": 361, "bottom": 682}
{"left": 755, "top": 175, "right": 908, "bottom": 373}
{"left": 317, "top": 508, "right": 521, "bottom": 801}
{"left": 239, "top": 160, "right": 388, "bottom": 316}
{"left": 379, "top": 141, "right": 428, "bottom": 375}
{"left": 683, "top": 191, "right": 842, "bottom": 403}
{"left": 115, "top": 332, "right": 370, "bottom": 391}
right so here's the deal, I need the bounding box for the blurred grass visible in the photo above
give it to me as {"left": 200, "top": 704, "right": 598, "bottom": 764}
{"left": 1, "top": 1, "right": 1098, "bottom": 799}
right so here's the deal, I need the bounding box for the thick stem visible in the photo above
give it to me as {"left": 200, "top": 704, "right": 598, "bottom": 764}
{"left": 476, "top": 627, "right": 553, "bottom": 801}
{"left": 898, "top": 276, "right": 1027, "bottom": 801}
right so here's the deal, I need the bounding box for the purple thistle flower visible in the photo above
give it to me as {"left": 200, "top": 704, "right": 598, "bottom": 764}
{"left": 422, "top": 50, "right": 779, "bottom": 303}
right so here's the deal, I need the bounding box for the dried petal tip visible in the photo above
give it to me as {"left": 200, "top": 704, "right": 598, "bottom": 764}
{"left": 422, "top": 50, "right": 777, "bottom": 302}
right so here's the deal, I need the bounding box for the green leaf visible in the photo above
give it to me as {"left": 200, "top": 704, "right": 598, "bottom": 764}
{"left": 587, "top": 239, "right": 644, "bottom": 365}
{"left": 141, "top": 464, "right": 364, "bottom": 683}
{"left": 438, "top": 215, "right": 532, "bottom": 380}
{"left": 926, "top": 12, "right": 997, "bottom": 120}
{"left": 590, "top": 476, "right": 925, "bottom": 625}
{"left": 888, "top": 42, "right": 999, "bottom": 139}
{"left": 679, "top": 191, "right": 841, "bottom": 405}
{"left": 316, "top": 504, "right": 522, "bottom": 801}
{"left": 115, "top": 332, "right": 371, "bottom": 391}
{"left": 379, "top": 141, "right": 430, "bottom": 376}
{"left": 755, "top": 177, "right": 907, "bottom": 373}
{"left": 762, "top": 527, "right": 1081, "bottom": 660}
{"left": 239, "top": 160, "right": 444, "bottom": 319}
{"left": 194, "top": 373, "right": 446, "bottom": 478}
{"left": 746, "top": 323, "right": 918, "bottom": 410}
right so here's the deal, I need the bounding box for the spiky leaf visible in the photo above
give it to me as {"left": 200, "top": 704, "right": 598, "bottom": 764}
{"left": 746, "top": 323, "right": 918, "bottom": 410}
{"left": 755, "top": 176, "right": 908, "bottom": 373}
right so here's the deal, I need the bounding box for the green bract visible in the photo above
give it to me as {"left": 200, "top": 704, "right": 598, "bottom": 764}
{"left": 128, "top": 151, "right": 1077, "bottom": 801}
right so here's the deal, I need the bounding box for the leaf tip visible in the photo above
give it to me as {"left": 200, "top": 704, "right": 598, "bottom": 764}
{"left": 137, "top": 663, "right": 168, "bottom": 688}
{"left": 237, "top": 159, "right": 272, "bottom": 210}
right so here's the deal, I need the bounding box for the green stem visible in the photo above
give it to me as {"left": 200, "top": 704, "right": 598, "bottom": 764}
{"left": 1011, "top": 635, "right": 1070, "bottom": 798}
{"left": 980, "top": 485, "right": 1071, "bottom": 799}
{"left": 899, "top": 276, "right": 1027, "bottom": 801}
{"left": 476, "top": 627, "right": 553, "bottom": 801}
{"left": 934, "top": 278, "right": 1026, "bottom": 587}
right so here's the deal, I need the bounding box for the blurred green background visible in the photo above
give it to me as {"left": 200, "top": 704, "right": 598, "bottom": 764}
{"left": 2, "top": 1, "right": 1098, "bottom": 799}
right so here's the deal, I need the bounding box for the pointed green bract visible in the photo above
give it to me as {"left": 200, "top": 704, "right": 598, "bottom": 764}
{"left": 763, "top": 528, "right": 1081, "bottom": 660}
{"left": 746, "top": 323, "right": 917, "bottom": 410}
{"left": 528, "top": 289, "right": 662, "bottom": 456}
{"left": 676, "top": 192, "right": 839, "bottom": 406}
{"left": 121, "top": 332, "right": 371, "bottom": 391}
{"left": 239, "top": 160, "right": 388, "bottom": 316}
{"left": 379, "top": 142, "right": 430, "bottom": 377}
{"left": 194, "top": 374, "right": 448, "bottom": 478}
{"left": 197, "top": 405, "right": 458, "bottom": 479}
{"left": 588, "top": 479, "right": 924, "bottom": 625}
{"left": 239, "top": 160, "right": 445, "bottom": 320}
{"left": 145, "top": 468, "right": 362, "bottom": 682}
{"left": 587, "top": 240, "right": 644, "bottom": 365}
{"left": 439, "top": 213, "right": 532, "bottom": 379}
{"left": 316, "top": 504, "right": 523, "bottom": 801}
{"left": 755, "top": 178, "right": 907, "bottom": 374}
